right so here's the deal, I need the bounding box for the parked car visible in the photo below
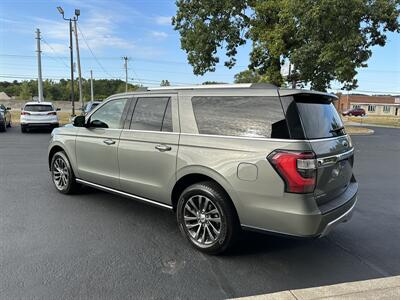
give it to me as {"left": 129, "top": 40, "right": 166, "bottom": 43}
{"left": 21, "top": 102, "right": 60, "bottom": 132}
{"left": 48, "top": 84, "right": 358, "bottom": 254}
{"left": 0, "top": 104, "right": 11, "bottom": 132}
{"left": 342, "top": 108, "right": 366, "bottom": 116}
{"left": 81, "top": 101, "right": 102, "bottom": 115}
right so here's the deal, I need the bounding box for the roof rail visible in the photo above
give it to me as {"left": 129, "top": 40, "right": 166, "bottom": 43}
{"left": 147, "top": 83, "right": 277, "bottom": 91}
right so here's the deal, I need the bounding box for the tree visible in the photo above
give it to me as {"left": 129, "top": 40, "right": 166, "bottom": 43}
{"left": 234, "top": 70, "right": 269, "bottom": 83}
{"left": 173, "top": 0, "right": 400, "bottom": 90}
{"left": 0, "top": 79, "right": 140, "bottom": 101}
{"left": 19, "top": 82, "right": 31, "bottom": 100}
{"left": 160, "top": 80, "right": 171, "bottom": 86}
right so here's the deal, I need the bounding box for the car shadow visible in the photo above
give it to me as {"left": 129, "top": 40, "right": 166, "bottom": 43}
{"left": 23, "top": 127, "right": 54, "bottom": 133}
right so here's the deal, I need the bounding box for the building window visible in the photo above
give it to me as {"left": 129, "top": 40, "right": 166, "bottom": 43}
{"left": 368, "top": 105, "right": 376, "bottom": 112}
{"left": 383, "top": 105, "right": 391, "bottom": 113}
{"left": 353, "top": 105, "right": 360, "bottom": 109}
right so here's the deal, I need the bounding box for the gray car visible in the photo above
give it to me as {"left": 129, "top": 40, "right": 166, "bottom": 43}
{"left": 0, "top": 104, "right": 12, "bottom": 132}
{"left": 48, "top": 84, "right": 357, "bottom": 254}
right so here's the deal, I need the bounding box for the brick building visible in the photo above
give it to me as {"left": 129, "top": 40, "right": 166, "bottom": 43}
{"left": 335, "top": 94, "right": 400, "bottom": 116}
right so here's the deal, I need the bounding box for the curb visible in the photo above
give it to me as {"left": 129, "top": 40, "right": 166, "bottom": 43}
{"left": 348, "top": 129, "right": 375, "bottom": 136}
{"left": 232, "top": 276, "right": 400, "bottom": 300}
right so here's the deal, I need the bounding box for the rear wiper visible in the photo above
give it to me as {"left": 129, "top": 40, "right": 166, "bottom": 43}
{"left": 329, "top": 126, "right": 345, "bottom": 133}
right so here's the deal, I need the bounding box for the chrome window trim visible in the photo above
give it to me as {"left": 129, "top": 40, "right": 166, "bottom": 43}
{"left": 179, "top": 132, "right": 350, "bottom": 143}
{"left": 121, "top": 129, "right": 180, "bottom": 135}
{"left": 76, "top": 179, "right": 173, "bottom": 210}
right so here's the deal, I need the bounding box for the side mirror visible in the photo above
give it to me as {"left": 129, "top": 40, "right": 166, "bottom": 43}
{"left": 73, "top": 115, "right": 86, "bottom": 127}
{"left": 56, "top": 108, "right": 61, "bottom": 111}
{"left": 6, "top": 107, "right": 11, "bottom": 110}
{"left": 89, "top": 119, "right": 108, "bottom": 128}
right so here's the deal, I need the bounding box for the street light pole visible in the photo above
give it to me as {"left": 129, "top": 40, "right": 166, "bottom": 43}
{"left": 57, "top": 6, "right": 80, "bottom": 117}
{"left": 68, "top": 19, "right": 75, "bottom": 116}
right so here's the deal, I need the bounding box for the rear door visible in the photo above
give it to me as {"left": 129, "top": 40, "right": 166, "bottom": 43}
{"left": 281, "top": 94, "right": 355, "bottom": 207}
{"left": 118, "top": 94, "right": 179, "bottom": 204}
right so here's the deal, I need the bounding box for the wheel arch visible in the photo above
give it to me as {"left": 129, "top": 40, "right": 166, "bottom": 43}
{"left": 171, "top": 168, "right": 242, "bottom": 223}
{"left": 48, "top": 142, "right": 78, "bottom": 177}
{"left": 48, "top": 145, "right": 65, "bottom": 170}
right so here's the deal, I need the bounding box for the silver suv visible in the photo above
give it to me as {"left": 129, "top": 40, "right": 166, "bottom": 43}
{"left": 48, "top": 84, "right": 358, "bottom": 254}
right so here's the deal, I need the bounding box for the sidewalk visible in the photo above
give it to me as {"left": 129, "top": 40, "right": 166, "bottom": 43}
{"left": 234, "top": 276, "right": 400, "bottom": 300}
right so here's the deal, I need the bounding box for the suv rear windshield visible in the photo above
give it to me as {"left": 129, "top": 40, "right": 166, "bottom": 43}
{"left": 281, "top": 94, "right": 345, "bottom": 139}
{"left": 24, "top": 105, "right": 53, "bottom": 112}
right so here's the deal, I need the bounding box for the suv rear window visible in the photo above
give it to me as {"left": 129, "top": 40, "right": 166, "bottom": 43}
{"left": 191, "top": 96, "right": 289, "bottom": 138}
{"left": 281, "top": 95, "right": 345, "bottom": 139}
{"left": 24, "top": 105, "right": 53, "bottom": 112}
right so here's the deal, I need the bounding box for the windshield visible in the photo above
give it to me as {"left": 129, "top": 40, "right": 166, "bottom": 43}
{"left": 24, "top": 105, "right": 53, "bottom": 112}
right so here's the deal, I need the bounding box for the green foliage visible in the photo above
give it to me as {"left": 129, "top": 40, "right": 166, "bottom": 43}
{"left": 160, "top": 80, "right": 171, "bottom": 86}
{"left": 173, "top": 0, "right": 400, "bottom": 90}
{"left": 19, "top": 82, "right": 32, "bottom": 100}
{"left": 234, "top": 69, "right": 270, "bottom": 83}
{"left": 0, "top": 79, "right": 139, "bottom": 101}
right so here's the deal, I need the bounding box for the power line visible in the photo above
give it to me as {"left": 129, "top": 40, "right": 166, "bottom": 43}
{"left": 40, "top": 37, "right": 70, "bottom": 69}
{"left": 76, "top": 25, "right": 117, "bottom": 79}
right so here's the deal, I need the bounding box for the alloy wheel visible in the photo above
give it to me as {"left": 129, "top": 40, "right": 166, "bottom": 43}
{"left": 183, "top": 195, "right": 222, "bottom": 246}
{"left": 52, "top": 157, "right": 69, "bottom": 190}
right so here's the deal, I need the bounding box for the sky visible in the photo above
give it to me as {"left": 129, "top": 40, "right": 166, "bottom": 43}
{"left": 0, "top": 0, "right": 399, "bottom": 94}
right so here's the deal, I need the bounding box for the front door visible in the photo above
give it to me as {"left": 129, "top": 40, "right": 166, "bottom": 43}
{"left": 76, "top": 98, "right": 130, "bottom": 189}
{"left": 118, "top": 95, "right": 179, "bottom": 204}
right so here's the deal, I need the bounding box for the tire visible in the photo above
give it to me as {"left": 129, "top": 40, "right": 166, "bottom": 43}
{"left": 0, "top": 119, "right": 6, "bottom": 132}
{"left": 21, "top": 125, "right": 27, "bottom": 133}
{"left": 50, "top": 151, "right": 81, "bottom": 194}
{"left": 176, "top": 181, "right": 240, "bottom": 255}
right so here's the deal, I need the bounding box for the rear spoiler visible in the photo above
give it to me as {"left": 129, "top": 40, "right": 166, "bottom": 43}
{"left": 278, "top": 90, "right": 338, "bottom": 103}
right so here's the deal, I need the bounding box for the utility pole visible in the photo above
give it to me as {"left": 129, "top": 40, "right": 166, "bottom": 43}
{"left": 122, "top": 56, "right": 128, "bottom": 92}
{"left": 36, "top": 28, "right": 44, "bottom": 102}
{"left": 57, "top": 6, "right": 80, "bottom": 116}
{"left": 73, "top": 19, "right": 83, "bottom": 109}
{"left": 90, "top": 70, "right": 94, "bottom": 101}
{"left": 290, "top": 63, "right": 296, "bottom": 89}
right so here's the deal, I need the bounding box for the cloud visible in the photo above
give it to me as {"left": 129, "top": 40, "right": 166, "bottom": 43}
{"left": 41, "top": 42, "right": 69, "bottom": 55}
{"left": 154, "top": 16, "right": 172, "bottom": 25}
{"left": 34, "top": 10, "right": 135, "bottom": 52}
{"left": 150, "top": 31, "right": 168, "bottom": 39}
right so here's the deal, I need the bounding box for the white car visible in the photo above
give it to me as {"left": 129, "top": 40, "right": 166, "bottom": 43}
{"left": 20, "top": 102, "right": 60, "bottom": 132}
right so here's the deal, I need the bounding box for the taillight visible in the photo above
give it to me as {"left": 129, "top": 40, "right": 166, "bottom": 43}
{"left": 48, "top": 112, "right": 57, "bottom": 115}
{"left": 268, "top": 150, "right": 317, "bottom": 193}
{"left": 21, "top": 111, "right": 30, "bottom": 115}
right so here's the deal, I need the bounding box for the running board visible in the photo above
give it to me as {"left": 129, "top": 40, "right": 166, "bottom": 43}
{"left": 75, "top": 178, "right": 173, "bottom": 210}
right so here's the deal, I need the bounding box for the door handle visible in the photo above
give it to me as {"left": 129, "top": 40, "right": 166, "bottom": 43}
{"left": 103, "top": 139, "right": 116, "bottom": 145}
{"left": 155, "top": 144, "right": 172, "bottom": 152}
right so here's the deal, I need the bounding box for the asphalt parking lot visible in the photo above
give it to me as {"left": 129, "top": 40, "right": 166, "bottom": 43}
{"left": 1, "top": 126, "right": 399, "bottom": 299}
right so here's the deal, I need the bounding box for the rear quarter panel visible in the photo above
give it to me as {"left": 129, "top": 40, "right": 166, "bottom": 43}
{"left": 176, "top": 90, "right": 320, "bottom": 232}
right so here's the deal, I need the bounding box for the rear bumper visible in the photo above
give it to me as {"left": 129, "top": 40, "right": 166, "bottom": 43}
{"left": 319, "top": 200, "right": 356, "bottom": 237}
{"left": 241, "top": 183, "right": 358, "bottom": 238}
{"left": 21, "top": 122, "right": 59, "bottom": 128}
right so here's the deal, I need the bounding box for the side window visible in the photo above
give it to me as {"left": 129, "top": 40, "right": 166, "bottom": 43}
{"left": 130, "top": 97, "right": 171, "bottom": 131}
{"left": 89, "top": 98, "right": 128, "bottom": 129}
{"left": 161, "top": 99, "right": 173, "bottom": 132}
{"left": 191, "top": 96, "right": 288, "bottom": 138}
